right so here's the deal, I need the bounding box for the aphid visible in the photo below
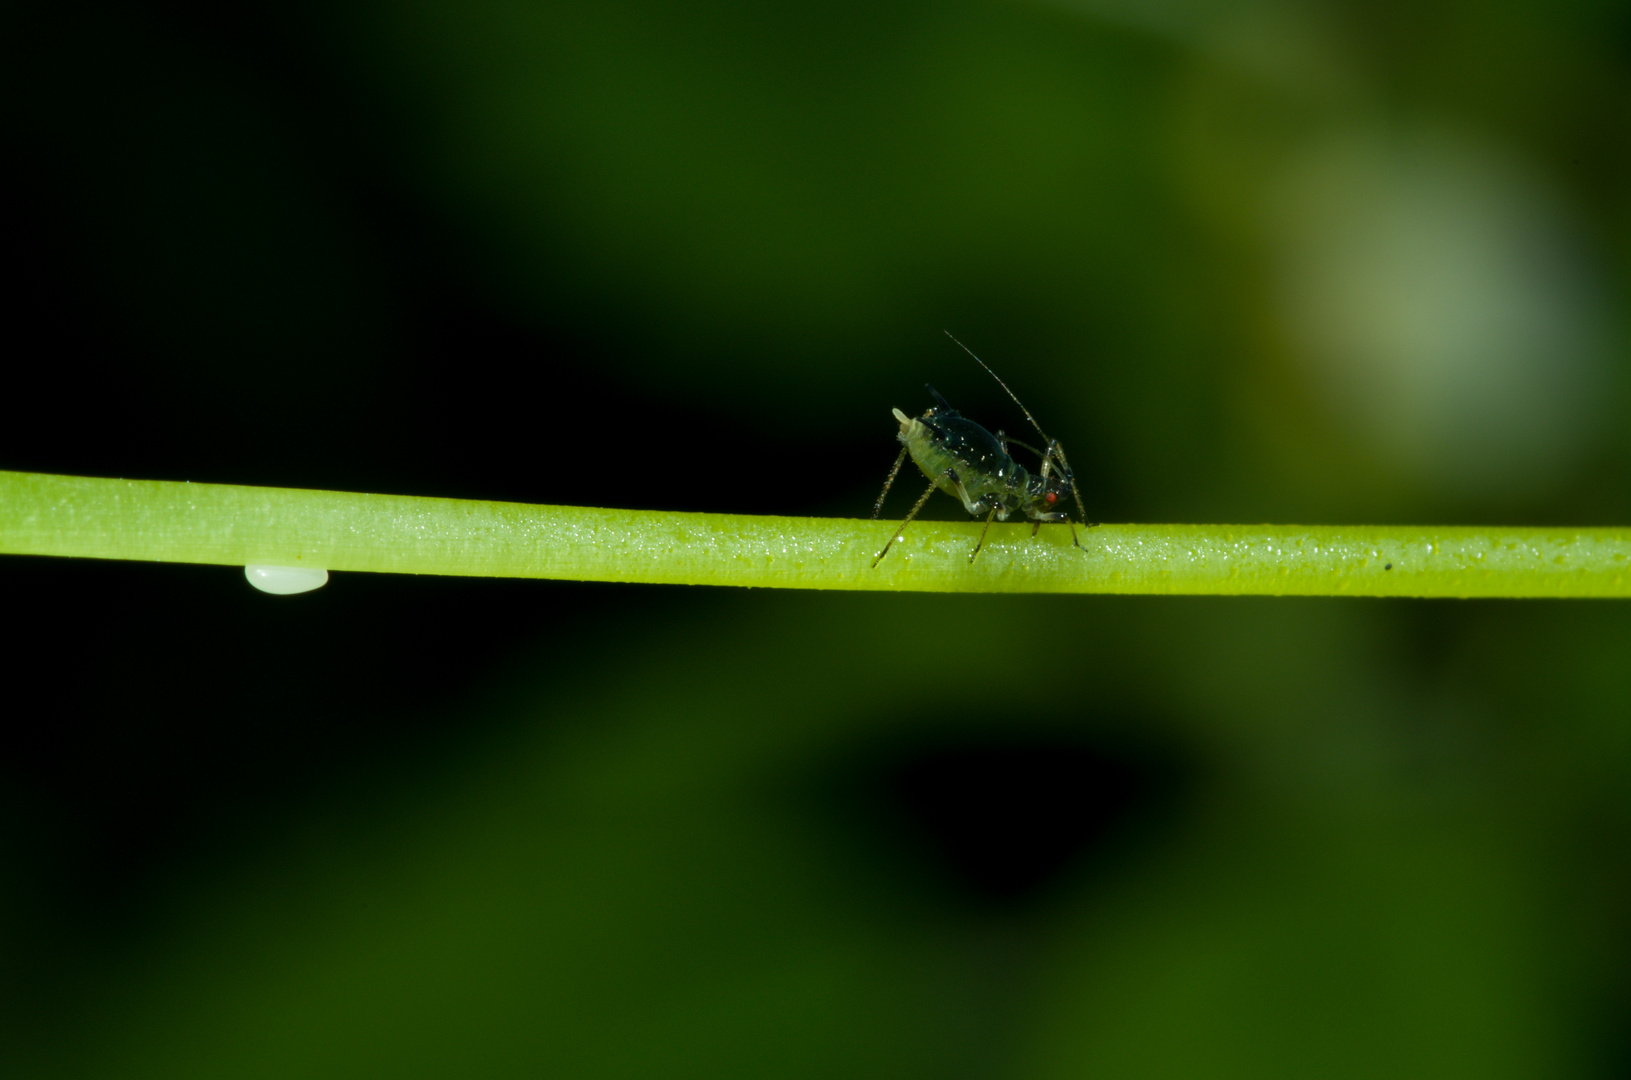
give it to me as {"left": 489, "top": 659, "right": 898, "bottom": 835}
{"left": 871, "top": 332, "right": 1090, "bottom": 567}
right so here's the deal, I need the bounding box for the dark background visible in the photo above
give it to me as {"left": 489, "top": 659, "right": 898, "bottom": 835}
{"left": 4, "top": 1, "right": 1630, "bottom": 1075}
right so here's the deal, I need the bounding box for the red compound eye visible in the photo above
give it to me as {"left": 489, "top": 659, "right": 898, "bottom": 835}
{"left": 1045, "top": 491, "right": 1058, "bottom": 505}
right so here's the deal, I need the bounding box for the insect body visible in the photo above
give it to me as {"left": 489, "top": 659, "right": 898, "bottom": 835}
{"left": 871, "top": 334, "right": 1091, "bottom": 566}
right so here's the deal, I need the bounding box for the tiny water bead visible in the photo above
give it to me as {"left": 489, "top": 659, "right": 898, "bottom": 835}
{"left": 245, "top": 565, "right": 329, "bottom": 595}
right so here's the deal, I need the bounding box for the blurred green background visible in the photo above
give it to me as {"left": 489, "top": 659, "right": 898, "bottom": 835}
{"left": 3, "top": 0, "right": 1631, "bottom": 1075}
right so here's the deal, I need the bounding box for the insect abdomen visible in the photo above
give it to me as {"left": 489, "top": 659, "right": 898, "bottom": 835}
{"left": 901, "top": 413, "right": 1024, "bottom": 516}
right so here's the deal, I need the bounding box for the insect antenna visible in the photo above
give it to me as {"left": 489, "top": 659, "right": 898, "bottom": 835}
{"left": 1002, "top": 435, "right": 1046, "bottom": 460}
{"left": 943, "top": 331, "right": 1053, "bottom": 447}
{"left": 944, "top": 330, "right": 1093, "bottom": 531}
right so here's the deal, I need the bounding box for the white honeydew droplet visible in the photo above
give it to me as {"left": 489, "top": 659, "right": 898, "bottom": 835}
{"left": 245, "top": 565, "right": 329, "bottom": 595}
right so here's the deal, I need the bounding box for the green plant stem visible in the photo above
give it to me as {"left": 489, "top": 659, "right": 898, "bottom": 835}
{"left": 3, "top": 470, "right": 1629, "bottom": 597}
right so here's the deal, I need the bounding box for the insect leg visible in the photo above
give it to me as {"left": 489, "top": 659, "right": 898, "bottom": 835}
{"left": 873, "top": 468, "right": 953, "bottom": 568}
{"left": 1049, "top": 439, "right": 1095, "bottom": 530}
{"left": 969, "top": 506, "right": 999, "bottom": 563}
{"left": 1029, "top": 509, "right": 1082, "bottom": 548}
{"left": 1042, "top": 438, "right": 1064, "bottom": 479}
{"left": 871, "top": 446, "right": 909, "bottom": 520}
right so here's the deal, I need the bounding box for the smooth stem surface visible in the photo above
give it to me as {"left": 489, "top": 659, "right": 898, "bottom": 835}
{"left": 3, "top": 470, "right": 1629, "bottom": 597}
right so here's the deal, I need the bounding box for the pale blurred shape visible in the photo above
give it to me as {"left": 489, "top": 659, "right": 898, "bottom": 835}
{"left": 1271, "top": 129, "right": 1608, "bottom": 498}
